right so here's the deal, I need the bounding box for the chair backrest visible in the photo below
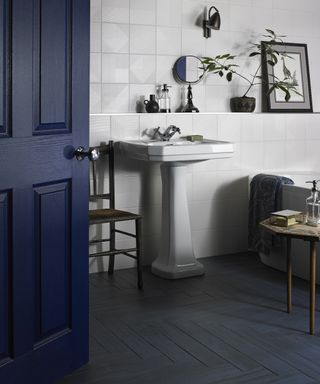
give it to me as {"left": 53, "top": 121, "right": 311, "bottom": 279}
{"left": 90, "top": 140, "right": 115, "bottom": 209}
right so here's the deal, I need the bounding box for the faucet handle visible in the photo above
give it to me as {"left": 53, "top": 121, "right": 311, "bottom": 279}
{"left": 152, "top": 126, "right": 162, "bottom": 139}
{"left": 168, "top": 125, "right": 181, "bottom": 134}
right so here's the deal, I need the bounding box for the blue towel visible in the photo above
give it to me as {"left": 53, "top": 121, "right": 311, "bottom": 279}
{"left": 248, "top": 173, "right": 294, "bottom": 254}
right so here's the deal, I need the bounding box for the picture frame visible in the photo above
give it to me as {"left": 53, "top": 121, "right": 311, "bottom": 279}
{"left": 262, "top": 42, "right": 313, "bottom": 112}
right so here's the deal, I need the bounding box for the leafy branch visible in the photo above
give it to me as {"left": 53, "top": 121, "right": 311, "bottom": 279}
{"left": 202, "top": 29, "right": 301, "bottom": 101}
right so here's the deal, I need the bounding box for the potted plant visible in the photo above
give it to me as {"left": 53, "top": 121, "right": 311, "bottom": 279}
{"left": 202, "top": 29, "right": 302, "bottom": 112}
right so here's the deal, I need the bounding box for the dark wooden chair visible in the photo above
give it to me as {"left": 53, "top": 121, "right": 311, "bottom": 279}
{"left": 89, "top": 141, "right": 143, "bottom": 289}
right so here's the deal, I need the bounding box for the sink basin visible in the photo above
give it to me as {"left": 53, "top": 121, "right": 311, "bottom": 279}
{"left": 119, "top": 139, "right": 234, "bottom": 162}
{"left": 119, "top": 138, "right": 234, "bottom": 280}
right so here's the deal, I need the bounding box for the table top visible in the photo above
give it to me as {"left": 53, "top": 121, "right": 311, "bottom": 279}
{"left": 260, "top": 219, "right": 320, "bottom": 241}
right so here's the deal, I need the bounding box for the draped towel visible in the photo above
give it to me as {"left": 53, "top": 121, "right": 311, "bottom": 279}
{"left": 248, "top": 173, "right": 294, "bottom": 254}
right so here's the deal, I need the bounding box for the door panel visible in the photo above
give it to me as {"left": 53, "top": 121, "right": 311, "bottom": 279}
{"left": 0, "top": 0, "right": 11, "bottom": 136}
{"left": 0, "top": 191, "right": 12, "bottom": 363}
{"left": 34, "top": 181, "right": 71, "bottom": 343}
{"left": 34, "top": 0, "right": 71, "bottom": 133}
{"left": 0, "top": 2, "right": 3, "bottom": 130}
{"left": 0, "top": 0, "right": 89, "bottom": 382}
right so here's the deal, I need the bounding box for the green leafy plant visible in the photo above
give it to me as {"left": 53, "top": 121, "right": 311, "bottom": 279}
{"left": 202, "top": 29, "right": 302, "bottom": 101}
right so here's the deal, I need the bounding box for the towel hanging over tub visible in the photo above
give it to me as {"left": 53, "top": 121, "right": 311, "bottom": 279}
{"left": 248, "top": 173, "right": 294, "bottom": 254}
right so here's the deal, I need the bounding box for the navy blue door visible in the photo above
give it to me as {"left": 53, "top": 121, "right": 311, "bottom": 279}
{"left": 0, "top": 0, "right": 89, "bottom": 382}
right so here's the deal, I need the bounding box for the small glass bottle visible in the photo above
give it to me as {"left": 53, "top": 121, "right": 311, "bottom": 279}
{"left": 158, "top": 84, "right": 171, "bottom": 113}
{"left": 306, "top": 180, "right": 320, "bottom": 226}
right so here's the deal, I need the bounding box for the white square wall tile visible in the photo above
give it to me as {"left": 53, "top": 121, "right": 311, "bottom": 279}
{"left": 285, "top": 115, "right": 307, "bottom": 141}
{"left": 272, "top": 0, "right": 303, "bottom": 10}
{"left": 102, "top": 0, "right": 129, "bottom": 23}
{"left": 229, "top": 5, "right": 253, "bottom": 32}
{"left": 130, "top": 25, "right": 156, "bottom": 55}
{"left": 251, "top": 7, "right": 273, "bottom": 31}
{"left": 214, "top": 171, "right": 248, "bottom": 200}
{"left": 192, "top": 114, "right": 218, "bottom": 139}
{"left": 90, "top": 53, "right": 101, "bottom": 83}
{"left": 306, "top": 141, "right": 320, "bottom": 171}
{"left": 130, "top": 55, "right": 156, "bottom": 84}
{"left": 272, "top": 9, "right": 310, "bottom": 37}
{"left": 263, "top": 114, "right": 286, "bottom": 141}
{"left": 192, "top": 171, "right": 217, "bottom": 202}
{"left": 102, "top": 23, "right": 129, "bottom": 53}
{"left": 130, "top": 0, "right": 156, "bottom": 25}
{"left": 110, "top": 115, "right": 140, "bottom": 141}
{"left": 229, "top": 0, "right": 251, "bottom": 6}
{"left": 284, "top": 141, "right": 307, "bottom": 171}
{"left": 156, "top": 56, "right": 177, "bottom": 84}
{"left": 115, "top": 175, "right": 142, "bottom": 207}
{"left": 102, "top": 54, "right": 129, "bottom": 83}
{"left": 91, "top": 0, "right": 102, "bottom": 22}
{"left": 205, "top": 85, "right": 234, "bottom": 113}
{"left": 241, "top": 142, "right": 264, "bottom": 171}
{"left": 189, "top": 200, "right": 216, "bottom": 231}
{"left": 205, "top": 30, "right": 233, "bottom": 58}
{"left": 90, "top": 114, "right": 111, "bottom": 131}
{"left": 306, "top": 114, "right": 320, "bottom": 140}
{"left": 89, "top": 115, "right": 111, "bottom": 146}
{"left": 181, "top": 28, "right": 206, "bottom": 56}
{"left": 157, "top": 27, "right": 181, "bottom": 56}
{"left": 252, "top": 0, "right": 271, "bottom": 9}
{"left": 157, "top": 0, "right": 182, "bottom": 27}
{"left": 90, "top": 23, "right": 101, "bottom": 53}
{"left": 217, "top": 114, "right": 242, "bottom": 142}
{"left": 241, "top": 115, "right": 263, "bottom": 142}
{"left": 101, "top": 84, "right": 129, "bottom": 113}
{"left": 90, "top": 84, "right": 102, "bottom": 113}
{"left": 263, "top": 142, "right": 286, "bottom": 171}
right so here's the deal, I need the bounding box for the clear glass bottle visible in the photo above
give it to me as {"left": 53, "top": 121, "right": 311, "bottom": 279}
{"left": 159, "top": 84, "right": 171, "bottom": 113}
{"left": 306, "top": 180, "right": 320, "bottom": 226}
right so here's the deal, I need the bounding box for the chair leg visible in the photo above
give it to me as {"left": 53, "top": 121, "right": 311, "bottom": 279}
{"left": 108, "top": 222, "right": 115, "bottom": 275}
{"left": 136, "top": 218, "right": 143, "bottom": 290}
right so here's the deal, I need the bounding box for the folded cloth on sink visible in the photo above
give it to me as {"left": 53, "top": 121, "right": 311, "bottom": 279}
{"left": 248, "top": 173, "right": 294, "bottom": 254}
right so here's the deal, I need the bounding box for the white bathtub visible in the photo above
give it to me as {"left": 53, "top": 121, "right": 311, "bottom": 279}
{"left": 249, "top": 172, "right": 320, "bottom": 283}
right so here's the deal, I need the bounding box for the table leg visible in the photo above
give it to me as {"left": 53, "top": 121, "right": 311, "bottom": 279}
{"left": 287, "top": 238, "right": 292, "bottom": 314}
{"left": 310, "top": 241, "right": 316, "bottom": 335}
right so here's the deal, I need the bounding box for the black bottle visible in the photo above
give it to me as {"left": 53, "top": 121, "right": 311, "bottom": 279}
{"left": 144, "top": 94, "right": 159, "bottom": 113}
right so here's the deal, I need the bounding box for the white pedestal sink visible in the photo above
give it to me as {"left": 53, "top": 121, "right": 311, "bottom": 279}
{"left": 119, "top": 139, "right": 234, "bottom": 279}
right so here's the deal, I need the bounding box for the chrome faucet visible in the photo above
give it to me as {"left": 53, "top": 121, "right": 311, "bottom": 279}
{"left": 154, "top": 125, "right": 181, "bottom": 141}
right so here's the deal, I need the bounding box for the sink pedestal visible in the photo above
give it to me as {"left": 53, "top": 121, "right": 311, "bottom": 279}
{"left": 151, "top": 163, "right": 204, "bottom": 279}
{"left": 119, "top": 138, "right": 234, "bottom": 279}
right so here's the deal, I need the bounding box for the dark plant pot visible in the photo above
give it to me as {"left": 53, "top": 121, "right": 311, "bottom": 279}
{"left": 230, "top": 96, "right": 256, "bottom": 112}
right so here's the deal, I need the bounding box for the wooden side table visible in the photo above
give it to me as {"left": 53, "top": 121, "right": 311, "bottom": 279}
{"left": 260, "top": 219, "right": 319, "bottom": 335}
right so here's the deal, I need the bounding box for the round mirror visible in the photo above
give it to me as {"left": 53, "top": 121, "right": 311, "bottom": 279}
{"left": 173, "top": 55, "right": 205, "bottom": 84}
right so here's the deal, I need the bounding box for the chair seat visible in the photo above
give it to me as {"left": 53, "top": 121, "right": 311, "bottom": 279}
{"left": 89, "top": 208, "right": 142, "bottom": 224}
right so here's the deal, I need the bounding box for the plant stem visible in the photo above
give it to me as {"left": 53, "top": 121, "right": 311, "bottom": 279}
{"left": 207, "top": 57, "right": 261, "bottom": 97}
{"left": 242, "top": 64, "right": 261, "bottom": 97}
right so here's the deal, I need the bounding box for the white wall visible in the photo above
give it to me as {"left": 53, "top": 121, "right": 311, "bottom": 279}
{"left": 89, "top": 112, "right": 320, "bottom": 272}
{"left": 90, "top": 0, "right": 320, "bottom": 113}
{"left": 89, "top": 0, "right": 320, "bottom": 273}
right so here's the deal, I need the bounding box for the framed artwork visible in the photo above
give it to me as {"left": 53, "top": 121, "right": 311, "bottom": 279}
{"left": 262, "top": 42, "right": 313, "bottom": 112}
